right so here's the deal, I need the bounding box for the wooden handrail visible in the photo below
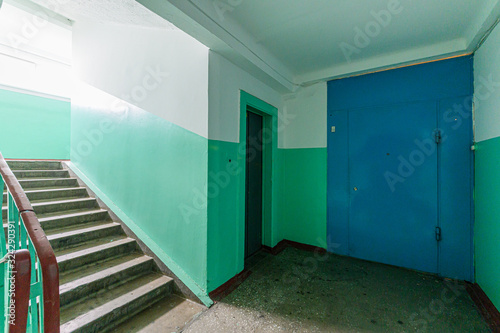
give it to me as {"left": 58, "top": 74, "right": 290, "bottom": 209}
{"left": 0, "top": 152, "right": 60, "bottom": 332}
{"left": 21, "top": 211, "right": 60, "bottom": 332}
{"left": 8, "top": 250, "right": 31, "bottom": 333}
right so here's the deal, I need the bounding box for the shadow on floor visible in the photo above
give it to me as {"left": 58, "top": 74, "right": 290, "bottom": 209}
{"left": 184, "top": 247, "right": 490, "bottom": 333}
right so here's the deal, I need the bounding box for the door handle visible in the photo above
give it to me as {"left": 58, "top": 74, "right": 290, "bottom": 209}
{"left": 353, "top": 187, "right": 358, "bottom": 191}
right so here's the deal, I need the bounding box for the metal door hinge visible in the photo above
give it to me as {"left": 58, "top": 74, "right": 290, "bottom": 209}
{"left": 434, "top": 129, "right": 442, "bottom": 144}
{"left": 435, "top": 227, "right": 442, "bottom": 242}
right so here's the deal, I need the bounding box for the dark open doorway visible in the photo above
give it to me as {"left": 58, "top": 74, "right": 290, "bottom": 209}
{"left": 245, "top": 110, "right": 263, "bottom": 260}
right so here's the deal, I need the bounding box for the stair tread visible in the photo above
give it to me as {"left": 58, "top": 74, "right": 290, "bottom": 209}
{"left": 7, "top": 160, "right": 62, "bottom": 170}
{"left": 12, "top": 170, "right": 69, "bottom": 178}
{"left": 12, "top": 169, "right": 67, "bottom": 172}
{"left": 19, "top": 178, "right": 78, "bottom": 182}
{"left": 32, "top": 197, "right": 96, "bottom": 207}
{"left": 60, "top": 273, "right": 171, "bottom": 327}
{"left": 3, "top": 187, "right": 85, "bottom": 195}
{"left": 16, "top": 185, "right": 79, "bottom": 192}
{"left": 30, "top": 196, "right": 89, "bottom": 205}
{"left": 60, "top": 253, "right": 146, "bottom": 286}
{"left": 47, "top": 222, "right": 121, "bottom": 240}
{"left": 45, "top": 220, "right": 118, "bottom": 236}
{"left": 3, "top": 212, "right": 110, "bottom": 234}
{"left": 60, "top": 255, "right": 154, "bottom": 296}
{"left": 109, "top": 295, "right": 205, "bottom": 333}
{"left": 55, "top": 236, "right": 133, "bottom": 259}
{"left": 3, "top": 197, "right": 95, "bottom": 210}
{"left": 27, "top": 187, "right": 86, "bottom": 194}
{"left": 38, "top": 208, "right": 109, "bottom": 221}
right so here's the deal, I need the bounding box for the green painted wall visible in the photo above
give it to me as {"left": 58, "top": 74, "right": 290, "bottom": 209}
{"left": 278, "top": 148, "right": 327, "bottom": 248}
{"left": 207, "top": 139, "right": 243, "bottom": 291}
{"left": 474, "top": 22, "right": 500, "bottom": 312}
{"left": 0, "top": 89, "right": 70, "bottom": 159}
{"left": 71, "top": 87, "right": 209, "bottom": 293}
{"left": 475, "top": 137, "right": 500, "bottom": 310}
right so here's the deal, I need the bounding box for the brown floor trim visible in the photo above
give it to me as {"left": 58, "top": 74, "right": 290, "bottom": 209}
{"left": 209, "top": 269, "right": 252, "bottom": 302}
{"left": 466, "top": 283, "right": 500, "bottom": 332}
{"left": 263, "top": 239, "right": 327, "bottom": 256}
{"left": 262, "top": 240, "right": 288, "bottom": 255}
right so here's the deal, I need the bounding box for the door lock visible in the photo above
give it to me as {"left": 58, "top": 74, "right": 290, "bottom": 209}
{"left": 435, "top": 227, "right": 442, "bottom": 242}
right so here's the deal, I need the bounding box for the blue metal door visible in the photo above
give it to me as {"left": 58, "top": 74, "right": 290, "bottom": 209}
{"left": 327, "top": 56, "right": 474, "bottom": 281}
{"left": 348, "top": 103, "right": 438, "bottom": 273}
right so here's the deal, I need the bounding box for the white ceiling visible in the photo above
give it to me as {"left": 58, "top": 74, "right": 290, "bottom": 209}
{"left": 14, "top": 0, "right": 500, "bottom": 92}
{"left": 16, "top": 0, "right": 173, "bottom": 28}
{"left": 230, "top": 0, "right": 490, "bottom": 76}
{"left": 140, "top": 0, "right": 500, "bottom": 91}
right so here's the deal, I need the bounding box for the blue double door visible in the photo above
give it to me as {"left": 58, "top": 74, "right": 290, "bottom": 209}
{"left": 327, "top": 56, "right": 474, "bottom": 281}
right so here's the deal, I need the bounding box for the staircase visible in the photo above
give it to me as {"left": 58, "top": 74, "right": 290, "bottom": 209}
{"left": 2, "top": 160, "right": 204, "bottom": 332}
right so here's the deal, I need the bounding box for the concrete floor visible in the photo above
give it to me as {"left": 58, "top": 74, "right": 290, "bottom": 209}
{"left": 183, "top": 248, "right": 490, "bottom": 333}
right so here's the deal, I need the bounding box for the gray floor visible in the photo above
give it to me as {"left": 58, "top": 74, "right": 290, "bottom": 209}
{"left": 183, "top": 248, "right": 490, "bottom": 333}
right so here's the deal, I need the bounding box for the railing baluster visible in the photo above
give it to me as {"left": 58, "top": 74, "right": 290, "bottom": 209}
{"left": 21, "top": 224, "right": 28, "bottom": 253}
{"left": 0, "top": 176, "right": 3, "bottom": 222}
{"left": 7, "top": 249, "right": 31, "bottom": 333}
{"left": 29, "top": 236, "right": 38, "bottom": 333}
{"left": 7, "top": 194, "right": 19, "bottom": 252}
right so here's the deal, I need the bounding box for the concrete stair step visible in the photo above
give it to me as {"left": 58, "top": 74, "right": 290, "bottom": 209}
{"left": 18, "top": 178, "right": 79, "bottom": 189}
{"left": 7, "top": 160, "right": 62, "bottom": 170}
{"left": 56, "top": 237, "right": 138, "bottom": 273}
{"left": 38, "top": 209, "right": 110, "bottom": 230}
{"left": 12, "top": 169, "right": 70, "bottom": 179}
{"left": 60, "top": 255, "right": 155, "bottom": 307}
{"left": 60, "top": 253, "right": 146, "bottom": 286}
{"left": 45, "top": 220, "right": 115, "bottom": 237}
{"left": 48, "top": 222, "right": 124, "bottom": 251}
{"left": 32, "top": 198, "right": 99, "bottom": 215}
{"left": 60, "top": 274, "right": 173, "bottom": 333}
{"left": 2, "top": 214, "right": 112, "bottom": 250}
{"left": 2, "top": 197, "right": 97, "bottom": 219}
{"left": 2, "top": 188, "right": 88, "bottom": 205}
{"left": 109, "top": 295, "right": 205, "bottom": 333}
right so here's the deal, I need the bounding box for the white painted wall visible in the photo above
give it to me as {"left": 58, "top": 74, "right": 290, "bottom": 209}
{"left": 73, "top": 21, "right": 209, "bottom": 138}
{"left": 474, "top": 20, "right": 500, "bottom": 143}
{"left": 208, "top": 51, "right": 284, "bottom": 145}
{"left": 0, "top": 2, "right": 72, "bottom": 97}
{"left": 282, "top": 83, "right": 327, "bottom": 149}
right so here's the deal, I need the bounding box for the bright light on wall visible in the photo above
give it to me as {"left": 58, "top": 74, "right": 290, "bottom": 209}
{"left": 0, "top": 2, "right": 72, "bottom": 98}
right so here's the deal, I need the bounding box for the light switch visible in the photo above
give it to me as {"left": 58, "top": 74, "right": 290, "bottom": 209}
{"left": 331, "top": 126, "right": 336, "bottom": 133}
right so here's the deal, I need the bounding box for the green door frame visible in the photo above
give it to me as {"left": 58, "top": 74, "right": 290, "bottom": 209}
{"left": 239, "top": 91, "right": 278, "bottom": 262}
